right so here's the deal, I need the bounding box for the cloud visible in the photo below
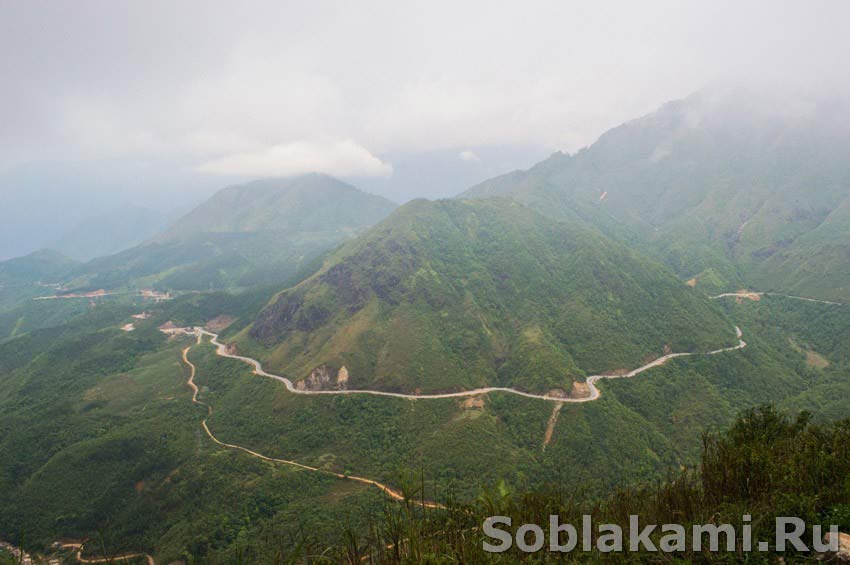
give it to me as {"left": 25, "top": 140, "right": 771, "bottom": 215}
{"left": 459, "top": 150, "right": 480, "bottom": 162}
{"left": 3, "top": 1, "right": 850, "bottom": 173}
{"left": 365, "top": 77, "right": 652, "bottom": 153}
{"left": 196, "top": 139, "right": 393, "bottom": 178}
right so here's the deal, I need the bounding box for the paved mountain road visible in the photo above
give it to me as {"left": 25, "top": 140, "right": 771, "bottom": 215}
{"left": 181, "top": 326, "right": 746, "bottom": 403}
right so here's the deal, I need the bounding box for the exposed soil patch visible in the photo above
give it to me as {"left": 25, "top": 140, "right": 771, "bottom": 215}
{"left": 735, "top": 290, "right": 762, "bottom": 302}
{"left": 569, "top": 381, "right": 591, "bottom": 399}
{"left": 140, "top": 289, "right": 171, "bottom": 301}
{"left": 805, "top": 351, "right": 830, "bottom": 369}
{"left": 460, "top": 396, "right": 485, "bottom": 409}
{"left": 205, "top": 315, "right": 237, "bottom": 332}
{"left": 337, "top": 365, "right": 350, "bottom": 387}
{"left": 296, "top": 364, "right": 349, "bottom": 391}
{"left": 789, "top": 337, "right": 830, "bottom": 369}
{"left": 542, "top": 402, "right": 564, "bottom": 451}
{"left": 686, "top": 277, "right": 697, "bottom": 287}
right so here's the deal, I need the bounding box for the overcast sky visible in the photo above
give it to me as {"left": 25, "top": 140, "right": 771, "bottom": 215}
{"left": 2, "top": 0, "right": 850, "bottom": 188}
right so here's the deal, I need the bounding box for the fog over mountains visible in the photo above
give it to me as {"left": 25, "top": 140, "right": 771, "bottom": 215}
{"left": 4, "top": 2, "right": 850, "bottom": 560}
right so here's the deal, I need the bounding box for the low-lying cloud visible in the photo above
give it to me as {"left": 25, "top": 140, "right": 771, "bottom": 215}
{"left": 3, "top": 1, "right": 850, "bottom": 183}
{"left": 196, "top": 139, "right": 393, "bottom": 178}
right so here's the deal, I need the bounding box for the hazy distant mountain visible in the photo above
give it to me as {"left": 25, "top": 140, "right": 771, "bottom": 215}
{"left": 0, "top": 160, "right": 221, "bottom": 261}
{"left": 0, "top": 249, "right": 77, "bottom": 285}
{"left": 74, "top": 174, "right": 397, "bottom": 291}
{"left": 160, "top": 174, "right": 396, "bottom": 238}
{"left": 0, "top": 148, "right": 546, "bottom": 261}
{"left": 463, "top": 88, "right": 850, "bottom": 300}
{"left": 241, "top": 198, "right": 733, "bottom": 394}
{"left": 50, "top": 205, "right": 173, "bottom": 261}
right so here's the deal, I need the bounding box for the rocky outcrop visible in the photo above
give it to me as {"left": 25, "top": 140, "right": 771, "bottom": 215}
{"left": 568, "top": 382, "right": 591, "bottom": 399}
{"left": 337, "top": 365, "right": 349, "bottom": 387}
{"left": 295, "top": 364, "right": 350, "bottom": 391}
{"left": 460, "top": 396, "right": 485, "bottom": 409}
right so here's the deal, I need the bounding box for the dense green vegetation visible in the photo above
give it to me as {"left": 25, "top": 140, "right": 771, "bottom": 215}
{"left": 463, "top": 90, "right": 850, "bottom": 301}
{"left": 313, "top": 406, "right": 850, "bottom": 563}
{"left": 0, "top": 301, "right": 390, "bottom": 562}
{"left": 239, "top": 198, "right": 734, "bottom": 394}
{"left": 2, "top": 151, "right": 849, "bottom": 561}
{"left": 1, "top": 274, "right": 848, "bottom": 561}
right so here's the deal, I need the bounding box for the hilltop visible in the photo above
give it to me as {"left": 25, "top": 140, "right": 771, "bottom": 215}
{"left": 239, "top": 198, "right": 734, "bottom": 394}
{"left": 0, "top": 250, "right": 77, "bottom": 285}
{"left": 70, "top": 175, "right": 397, "bottom": 291}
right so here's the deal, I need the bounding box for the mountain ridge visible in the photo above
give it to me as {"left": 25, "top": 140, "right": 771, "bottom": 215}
{"left": 65, "top": 174, "right": 398, "bottom": 291}
{"left": 237, "top": 197, "right": 734, "bottom": 394}
{"left": 461, "top": 88, "right": 850, "bottom": 300}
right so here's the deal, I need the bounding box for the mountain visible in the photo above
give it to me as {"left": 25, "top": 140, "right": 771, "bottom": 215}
{"left": 159, "top": 174, "right": 396, "bottom": 238}
{"left": 72, "top": 175, "right": 397, "bottom": 291}
{"left": 462, "top": 88, "right": 850, "bottom": 300}
{"left": 51, "top": 204, "right": 172, "bottom": 261}
{"left": 0, "top": 160, "right": 219, "bottom": 261}
{"left": 239, "top": 198, "right": 735, "bottom": 394}
{"left": 0, "top": 250, "right": 77, "bottom": 285}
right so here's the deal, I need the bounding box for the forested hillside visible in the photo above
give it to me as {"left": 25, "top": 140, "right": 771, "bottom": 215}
{"left": 239, "top": 198, "right": 735, "bottom": 394}
{"left": 463, "top": 88, "right": 850, "bottom": 300}
{"left": 1, "top": 290, "right": 848, "bottom": 561}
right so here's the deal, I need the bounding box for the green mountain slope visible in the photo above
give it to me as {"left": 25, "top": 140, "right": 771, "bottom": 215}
{"left": 239, "top": 198, "right": 735, "bottom": 394}
{"left": 2, "top": 259, "right": 847, "bottom": 560}
{"left": 71, "top": 175, "right": 397, "bottom": 291}
{"left": 463, "top": 88, "right": 850, "bottom": 299}
{"left": 0, "top": 250, "right": 78, "bottom": 285}
{"left": 160, "top": 174, "right": 394, "bottom": 238}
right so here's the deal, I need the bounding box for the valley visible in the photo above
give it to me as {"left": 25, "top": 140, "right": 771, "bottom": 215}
{"left": 1, "top": 289, "right": 842, "bottom": 561}
{"left": 2, "top": 90, "right": 850, "bottom": 562}
{"left": 6, "top": 4, "right": 850, "bottom": 562}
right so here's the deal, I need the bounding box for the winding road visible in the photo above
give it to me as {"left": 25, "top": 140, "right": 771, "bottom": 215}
{"left": 59, "top": 542, "right": 154, "bottom": 565}
{"left": 181, "top": 326, "right": 746, "bottom": 403}
{"left": 173, "top": 322, "right": 746, "bottom": 517}
{"left": 182, "top": 345, "right": 445, "bottom": 509}
{"left": 710, "top": 290, "right": 844, "bottom": 306}
{"left": 66, "top": 289, "right": 838, "bottom": 563}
